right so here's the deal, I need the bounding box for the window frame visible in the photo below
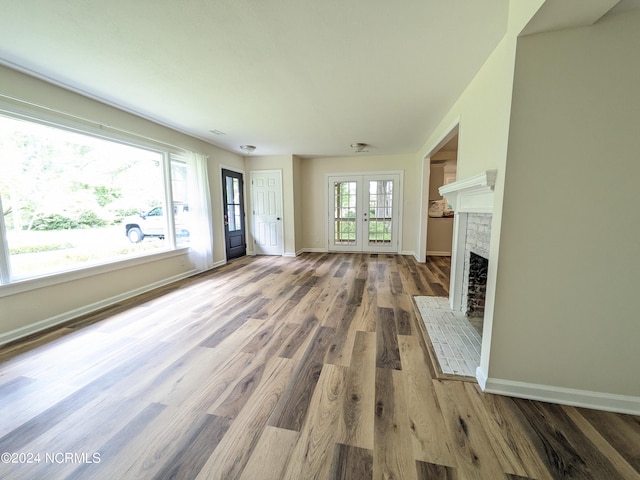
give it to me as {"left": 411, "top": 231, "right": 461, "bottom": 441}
{"left": 0, "top": 98, "right": 192, "bottom": 296}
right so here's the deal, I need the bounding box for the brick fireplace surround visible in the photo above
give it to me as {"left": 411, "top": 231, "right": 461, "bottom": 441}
{"left": 464, "top": 216, "right": 491, "bottom": 317}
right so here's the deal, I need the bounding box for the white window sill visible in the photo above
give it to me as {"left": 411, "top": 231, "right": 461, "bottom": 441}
{"left": 0, "top": 247, "right": 191, "bottom": 298}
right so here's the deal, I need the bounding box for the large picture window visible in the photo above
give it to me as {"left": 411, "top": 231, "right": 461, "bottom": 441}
{"left": 0, "top": 113, "right": 194, "bottom": 284}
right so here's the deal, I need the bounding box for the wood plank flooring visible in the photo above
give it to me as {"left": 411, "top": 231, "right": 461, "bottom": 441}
{"left": 0, "top": 253, "right": 639, "bottom": 479}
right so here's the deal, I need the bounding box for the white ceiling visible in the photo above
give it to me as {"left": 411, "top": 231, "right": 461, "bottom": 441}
{"left": 1, "top": 1, "right": 512, "bottom": 157}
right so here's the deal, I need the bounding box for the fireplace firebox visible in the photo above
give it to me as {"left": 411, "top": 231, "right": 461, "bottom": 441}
{"left": 467, "top": 252, "right": 488, "bottom": 317}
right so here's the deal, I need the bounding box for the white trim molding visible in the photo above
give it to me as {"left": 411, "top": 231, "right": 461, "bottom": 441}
{"left": 476, "top": 366, "right": 488, "bottom": 390}
{"left": 439, "top": 169, "right": 497, "bottom": 213}
{"left": 302, "top": 248, "right": 328, "bottom": 254}
{"left": 481, "top": 375, "right": 640, "bottom": 416}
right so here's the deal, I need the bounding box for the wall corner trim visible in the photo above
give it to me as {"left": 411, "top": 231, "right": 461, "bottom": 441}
{"left": 476, "top": 366, "right": 488, "bottom": 390}
{"left": 483, "top": 377, "right": 640, "bottom": 416}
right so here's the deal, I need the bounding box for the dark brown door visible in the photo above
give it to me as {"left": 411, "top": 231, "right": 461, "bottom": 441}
{"left": 222, "top": 169, "right": 246, "bottom": 259}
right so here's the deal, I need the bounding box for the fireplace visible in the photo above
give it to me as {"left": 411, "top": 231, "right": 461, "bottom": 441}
{"left": 438, "top": 170, "right": 496, "bottom": 317}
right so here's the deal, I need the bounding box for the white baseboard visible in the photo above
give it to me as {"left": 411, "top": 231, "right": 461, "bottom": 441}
{"left": 211, "top": 259, "right": 226, "bottom": 269}
{"left": 481, "top": 376, "right": 640, "bottom": 416}
{"left": 0, "top": 268, "right": 200, "bottom": 346}
{"left": 476, "top": 366, "right": 488, "bottom": 390}
{"left": 427, "top": 251, "right": 452, "bottom": 256}
{"left": 302, "top": 248, "right": 328, "bottom": 253}
{"left": 283, "top": 252, "right": 297, "bottom": 258}
{"left": 400, "top": 250, "right": 416, "bottom": 257}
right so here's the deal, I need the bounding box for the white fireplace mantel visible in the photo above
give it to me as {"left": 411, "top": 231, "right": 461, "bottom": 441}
{"left": 437, "top": 169, "right": 497, "bottom": 314}
{"left": 439, "top": 170, "right": 496, "bottom": 213}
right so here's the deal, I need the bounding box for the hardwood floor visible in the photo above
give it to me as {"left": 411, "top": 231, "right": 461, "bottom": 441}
{"left": 0, "top": 253, "right": 638, "bottom": 479}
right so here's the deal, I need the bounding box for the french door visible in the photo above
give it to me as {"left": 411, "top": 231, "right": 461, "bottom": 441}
{"left": 328, "top": 173, "right": 401, "bottom": 253}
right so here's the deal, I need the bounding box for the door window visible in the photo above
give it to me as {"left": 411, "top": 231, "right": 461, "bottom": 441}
{"left": 226, "top": 176, "right": 242, "bottom": 232}
{"left": 334, "top": 181, "right": 358, "bottom": 245}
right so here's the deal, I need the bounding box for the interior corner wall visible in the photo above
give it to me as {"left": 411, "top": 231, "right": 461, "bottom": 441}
{"left": 0, "top": 65, "right": 244, "bottom": 342}
{"left": 491, "top": 11, "right": 640, "bottom": 400}
{"left": 292, "top": 155, "right": 304, "bottom": 254}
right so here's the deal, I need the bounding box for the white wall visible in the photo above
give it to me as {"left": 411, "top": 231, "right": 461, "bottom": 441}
{"left": 0, "top": 65, "right": 243, "bottom": 342}
{"left": 490, "top": 11, "right": 640, "bottom": 401}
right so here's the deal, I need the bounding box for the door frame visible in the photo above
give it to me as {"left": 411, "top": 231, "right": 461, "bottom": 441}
{"left": 219, "top": 164, "right": 247, "bottom": 260}
{"left": 325, "top": 170, "right": 404, "bottom": 254}
{"left": 249, "top": 169, "right": 284, "bottom": 256}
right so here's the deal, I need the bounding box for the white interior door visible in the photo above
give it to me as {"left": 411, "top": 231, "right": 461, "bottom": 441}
{"left": 251, "top": 170, "right": 283, "bottom": 255}
{"left": 329, "top": 173, "right": 401, "bottom": 253}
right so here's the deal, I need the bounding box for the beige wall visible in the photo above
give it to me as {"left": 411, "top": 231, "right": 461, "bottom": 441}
{"left": 292, "top": 155, "right": 304, "bottom": 254}
{"left": 299, "top": 154, "right": 418, "bottom": 254}
{"left": 426, "top": 218, "right": 453, "bottom": 255}
{"left": 491, "top": 11, "right": 640, "bottom": 396}
{"left": 0, "top": 65, "right": 243, "bottom": 342}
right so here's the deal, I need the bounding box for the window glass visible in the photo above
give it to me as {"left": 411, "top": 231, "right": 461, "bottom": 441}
{"left": 224, "top": 176, "right": 242, "bottom": 232}
{"left": 0, "top": 114, "right": 168, "bottom": 280}
{"left": 334, "top": 181, "right": 357, "bottom": 244}
{"left": 368, "top": 180, "right": 393, "bottom": 244}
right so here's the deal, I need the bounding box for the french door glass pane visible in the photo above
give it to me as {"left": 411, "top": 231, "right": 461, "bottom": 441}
{"left": 334, "top": 181, "right": 357, "bottom": 244}
{"left": 368, "top": 180, "right": 393, "bottom": 244}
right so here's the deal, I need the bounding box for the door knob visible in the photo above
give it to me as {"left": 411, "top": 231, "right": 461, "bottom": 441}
{"left": 277, "top": 217, "right": 281, "bottom": 220}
